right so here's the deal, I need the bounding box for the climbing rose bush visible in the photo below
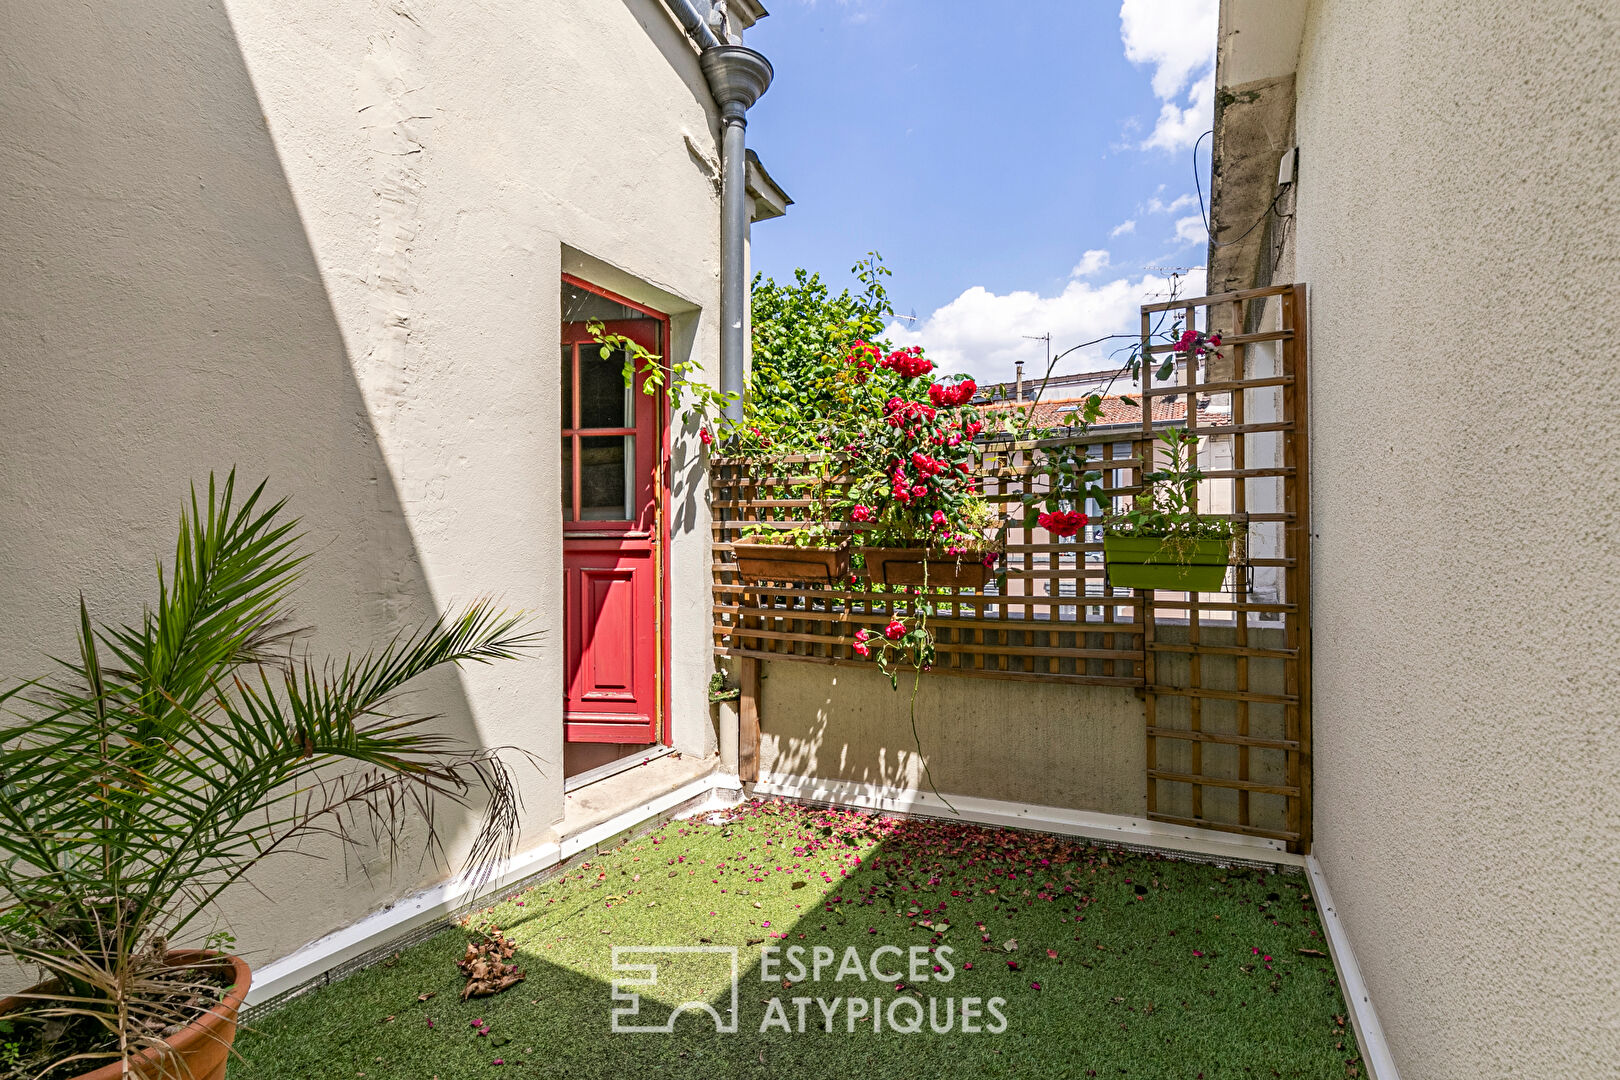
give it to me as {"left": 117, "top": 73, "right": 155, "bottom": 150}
{"left": 842, "top": 347, "right": 996, "bottom": 563}
{"left": 831, "top": 342, "right": 1004, "bottom": 685}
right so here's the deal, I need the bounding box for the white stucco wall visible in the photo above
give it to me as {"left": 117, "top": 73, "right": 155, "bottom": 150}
{"left": 1288, "top": 2, "right": 1620, "bottom": 1074}
{"left": 0, "top": 0, "right": 724, "bottom": 969}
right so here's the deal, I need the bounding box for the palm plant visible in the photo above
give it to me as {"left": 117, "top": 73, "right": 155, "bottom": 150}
{"left": 0, "top": 472, "right": 538, "bottom": 1077}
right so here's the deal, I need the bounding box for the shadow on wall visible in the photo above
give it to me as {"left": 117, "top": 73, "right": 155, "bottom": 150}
{"left": 0, "top": 2, "right": 517, "bottom": 966}
{"left": 755, "top": 662, "right": 1147, "bottom": 814}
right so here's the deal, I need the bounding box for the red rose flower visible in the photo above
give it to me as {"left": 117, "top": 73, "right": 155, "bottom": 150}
{"left": 881, "top": 347, "right": 934, "bottom": 379}
{"left": 699, "top": 427, "right": 714, "bottom": 446}
{"left": 884, "top": 619, "right": 907, "bottom": 640}
{"left": 851, "top": 505, "right": 873, "bottom": 522}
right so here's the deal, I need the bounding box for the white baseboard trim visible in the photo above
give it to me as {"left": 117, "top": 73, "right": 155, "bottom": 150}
{"left": 1306, "top": 856, "right": 1400, "bottom": 1080}
{"left": 750, "top": 772, "right": 1304, "bottom": 868}
{"left": 246, "top": 771, "right": 732, "bottom": 1006}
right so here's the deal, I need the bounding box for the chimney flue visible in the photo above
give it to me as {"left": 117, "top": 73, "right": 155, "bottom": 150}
{"left": 1014, "top": 361, "right": 1025, "bottom": 403}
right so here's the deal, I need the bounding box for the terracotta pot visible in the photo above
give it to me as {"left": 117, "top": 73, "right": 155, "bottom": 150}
{"left": 0, "top": 951, "right": 251, "bottom": 1080}
{"left": 858, "top": 546, "right": 996, "bottom": 590}
{"left": 733, "top": 535, "right": 850, "bottom": 585}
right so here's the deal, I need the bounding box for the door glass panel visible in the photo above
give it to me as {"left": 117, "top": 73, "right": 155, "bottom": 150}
{"left": 579, "top": 345, "right": 631, "bottom": 429}
{"left": 562, "top": 346, "right": 574, "bottom": 429}
{"left": 562, "top": 439, "right": 574, "bottom": 521}
{"left": 579, "top": 434, "right": 634, "bottom": 520}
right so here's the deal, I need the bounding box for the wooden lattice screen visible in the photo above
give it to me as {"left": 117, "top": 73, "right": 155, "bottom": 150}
{"left": 1135, "top": 283, "right": 1311, "bottom": 851}
{"left": 710, "top": 283, "right": 1311, "bottom": 851}
{"left": 710, "top": 440, "right": 1148, "bottom": 687}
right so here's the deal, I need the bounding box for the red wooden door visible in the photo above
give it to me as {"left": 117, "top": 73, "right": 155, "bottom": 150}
{"left": 562, "top": 319, "right": 662, "bottom": 743}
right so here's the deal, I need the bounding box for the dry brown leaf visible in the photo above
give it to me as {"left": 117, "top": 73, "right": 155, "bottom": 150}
{"left": 456, "top": 931, "right": 528, "bottom": 1001}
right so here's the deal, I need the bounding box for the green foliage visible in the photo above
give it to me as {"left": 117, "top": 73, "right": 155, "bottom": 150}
{"left": 706, "top": 671, "right": 740, "bottom": 704}
{"left": 0, "top": 471, "right": 538, "bottom": 1077}
{"left": 1108, "top": 428, "right": 1240, "bottom": 558}
{"left": 587, "top": 320, "right": 738, "bottom": 435}
{"left": 745, "top": 254, "right": 898, "bottom": 452}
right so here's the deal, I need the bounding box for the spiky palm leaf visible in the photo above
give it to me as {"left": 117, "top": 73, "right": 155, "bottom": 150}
{"left": 0, "top": 472, "right": 539, "bottom": 1077}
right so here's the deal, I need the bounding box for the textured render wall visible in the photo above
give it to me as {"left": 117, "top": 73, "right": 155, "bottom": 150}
{"left": 1292, "top": 2, "right": 1620, "bottom": 1074}
{"left": 757, "top": 661, "right": 1146, "bottom": 815}
{"left": 0, "top": 0, "right": 721, "bottom": 968}
{"left": 756, "top": 624, "right": 1292, "bottom": 833}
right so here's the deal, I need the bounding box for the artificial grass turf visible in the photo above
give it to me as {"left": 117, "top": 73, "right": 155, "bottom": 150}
{"left": 235, "top": 801, "right": 1362, "bottom": 1079}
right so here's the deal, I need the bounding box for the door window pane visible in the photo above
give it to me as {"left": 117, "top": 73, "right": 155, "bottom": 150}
{"left": 579, "top": 345, "right": 631, "bottom": 429}
{"left": 579, "top": 435, "right": 634, "bottom": 520}
{"left": 562, "top": 439, "right": 574, "bottom": 521}
{"left": 562, "top": 346, "right": 574, "bottom": 429}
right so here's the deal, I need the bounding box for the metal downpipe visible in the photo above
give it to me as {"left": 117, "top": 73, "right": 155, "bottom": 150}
{"left": 666, "top": 0, "right": 721, "bottom": 50}
{"left": 698, "top": 46, "right": 773, "bottom": 423}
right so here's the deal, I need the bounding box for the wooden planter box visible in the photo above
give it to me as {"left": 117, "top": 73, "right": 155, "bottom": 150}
{"left": 858, "top": 546, "right": 995, "bottom": 590}
{"left": 1103, "top": 535, "right": 1231, "bottom": 592}
{"left": 733, "top": 536, "right": 849, "bottom": 585}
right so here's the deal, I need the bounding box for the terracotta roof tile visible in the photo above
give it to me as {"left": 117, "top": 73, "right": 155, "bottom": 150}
{"left": 980, "top": 394, "right": 1230, "bottom": 432}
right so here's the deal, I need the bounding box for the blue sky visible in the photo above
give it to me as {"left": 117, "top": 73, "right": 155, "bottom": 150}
{"left": 745, "top": 0, "right": 1217, "bottom": 384}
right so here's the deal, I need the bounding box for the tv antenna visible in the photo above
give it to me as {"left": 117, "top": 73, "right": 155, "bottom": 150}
{"left": 1142, "top": 266, "right": 1195, "bottom": 298}
{"left": 1021, "top": 332, "right": 1051, "bottom": 364}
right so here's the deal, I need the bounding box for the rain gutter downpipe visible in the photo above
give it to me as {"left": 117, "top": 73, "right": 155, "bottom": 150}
{"left": 695, "top": 38, "right": 773, "bottom": 422}
{"left": 667, "top": 0, "right": 721, "bottom": 50}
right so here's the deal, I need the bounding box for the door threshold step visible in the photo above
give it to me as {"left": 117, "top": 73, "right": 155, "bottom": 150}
{"left": 564, "top": 744, "right": 677, "bottom": 793}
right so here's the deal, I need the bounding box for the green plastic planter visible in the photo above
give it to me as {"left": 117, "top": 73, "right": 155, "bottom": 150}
{"left": 1103, "top": 535, "right": 1232, "bottom": 592}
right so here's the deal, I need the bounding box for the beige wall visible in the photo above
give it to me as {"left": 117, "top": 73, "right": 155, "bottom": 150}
{"left": 1288, "top": 1, "right": 1620, "bottom": 1074}
{"left": 758, "top": 660, "right": 1146, "bottom": 814}
{"left": 756, "top": 624, "right": 1294, "bottom": 837}
{"left": 0, "top": 0, "right": 722, "bottom": 969}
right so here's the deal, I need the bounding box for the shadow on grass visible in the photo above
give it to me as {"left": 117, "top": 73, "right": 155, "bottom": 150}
{"left": 235, "top": 808, "right": 1359, "bottom": 1079}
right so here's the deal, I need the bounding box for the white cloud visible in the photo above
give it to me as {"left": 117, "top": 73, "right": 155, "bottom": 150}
{"left": 1141, "top": 72, "right": 1214, "bottom": 152}
{"left": 1119, "top": 0, "right": 1217, "bottom": 152}
{"left": 1069, "top": 249, "right": 1111, "bottom": 277}
{"left": 885, "top": 267, "right": 1207, "bottom": 386}
{"left": 1110, "top": 219, "right": 1137, "bottom": 237}
{"left": 1147, "top": 193, "right": 1199, "bottom": 215}
{"left": 1173, "top": 214, "right": 1206, "bottom": 245}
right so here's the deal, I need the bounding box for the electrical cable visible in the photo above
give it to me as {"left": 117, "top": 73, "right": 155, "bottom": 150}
{"left": 1193, "top": 129, "right": 1287, "bottom": 248}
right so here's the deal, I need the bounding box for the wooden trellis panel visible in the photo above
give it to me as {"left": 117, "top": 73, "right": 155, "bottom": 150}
{"left": 709, "top": 282, "right": 1312, "bottom": 852}
{"left": 710, "top": 435, "right": 1148, "bottom": 687}
{"left": 1137, "top": 282, "right": 1311, "bottom": 852}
